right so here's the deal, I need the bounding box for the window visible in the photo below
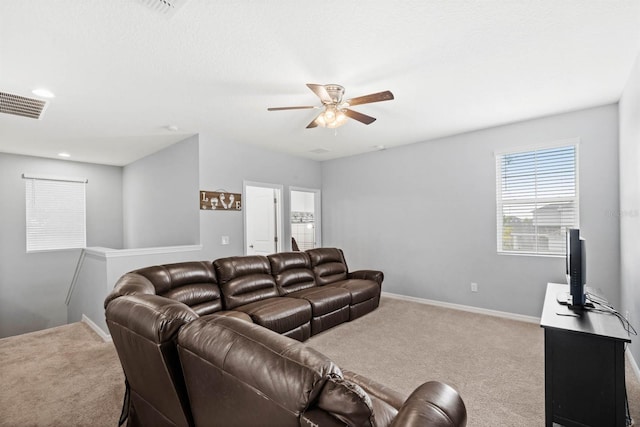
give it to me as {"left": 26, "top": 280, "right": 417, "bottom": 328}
{"left": 24, "top": 174, "right": 87, "bottom": 252}
{"left": 496, "top": 143, "right": 578, "bottom": 255}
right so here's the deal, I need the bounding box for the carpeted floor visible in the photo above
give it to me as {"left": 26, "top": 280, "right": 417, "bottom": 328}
{"left": 0, "top": 321, "right": 123, "bottom": 427}
{"left": 0, "top": 296, "right": 638, "bottom": 426}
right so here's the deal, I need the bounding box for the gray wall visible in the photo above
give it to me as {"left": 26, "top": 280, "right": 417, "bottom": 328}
{"left": 198, "top": 134, "right": 322, "bottom": 261}
{"left": 321, "top": 105, "right": 620, "bottom": 317}
{"left": 619, "top": 52, "right": 640, "bottom": 364}
{"left": 123, "top": 135, "right": 200, "bottom": 248}
{"left": 0, "top": 153, "right": 123, "bottom": 338}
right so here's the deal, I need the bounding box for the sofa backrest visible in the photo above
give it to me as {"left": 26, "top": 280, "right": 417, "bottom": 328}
{"left": 133, "top": 261, "right": 222, "bottom": 316}
{"left": 213, "top": 255, "right": 279, "bottom": 309}
{"left": 268, "top": 252, "right": 316, "bottom": 295}
{"left": 177, "top": 316, "right": 340, "bottom": 427}
{"left": 104, "top": 272, "right": 156, "bottom": 309}
{"left": 106, "top": 294, "right": 197, "bottom": 427}
{"left": 307, "top": 248, "right": 349, "bottom": 286}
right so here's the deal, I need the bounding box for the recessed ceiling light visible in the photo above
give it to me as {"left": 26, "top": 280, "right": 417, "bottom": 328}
{"left": 32, "top": 88, "right": 55, "bottom": 98}
{"left": 167, "top": 125, "right": 179, "bottom": 131}
{"left": 58, "top": 152, "right": 71, "bottom": 158}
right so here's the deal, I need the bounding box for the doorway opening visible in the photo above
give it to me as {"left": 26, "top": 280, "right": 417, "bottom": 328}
{"left": 244, "top": 182, "right": 283, "bottom": 255}
{"left": 290, "top": 187, "right": 321, "bottom": 251}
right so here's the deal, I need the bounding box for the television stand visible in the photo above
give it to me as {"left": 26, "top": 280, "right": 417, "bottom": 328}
{"left": 541, "top": 283, "right": 631, "bottom": 427}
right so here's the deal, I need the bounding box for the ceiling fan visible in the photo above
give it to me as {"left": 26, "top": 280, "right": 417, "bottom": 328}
{"left": 267, "top": 84, "right": 394, "bottom": 129}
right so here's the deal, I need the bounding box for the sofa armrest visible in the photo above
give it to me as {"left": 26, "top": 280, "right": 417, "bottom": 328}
{"left": 104, "top": 273, "right": 156, "bottom": 309}
{"left": 342, "top": 369, "right": 406, "bottom": 410}
{"left": 348, "top": 270, "right": 384, "bottom": 287}
{"left": 390, "top": 381, "right": 467, "bottom": 427}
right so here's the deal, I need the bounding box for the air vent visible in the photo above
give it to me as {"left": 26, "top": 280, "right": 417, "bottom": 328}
{"left": 137, "top": 0, "right": 189, "bottom": 15}
{"left": 310, "top": 148, "right": 330, "bottom": 154}
{"left": 0, "top": 92, "right": 48, "bottom": 119}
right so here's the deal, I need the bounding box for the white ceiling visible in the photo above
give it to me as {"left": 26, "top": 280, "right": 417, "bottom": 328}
{"left": 1, "top": 1, "right": 639, "bottom": 166}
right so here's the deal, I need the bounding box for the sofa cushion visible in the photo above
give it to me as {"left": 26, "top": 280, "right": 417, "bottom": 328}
{"left": 200, "top": 310, "right": 253, "bottom": 323}
{"left": 235, "top": 297, "right": 312, "bottom": 334}
{"left": 268, "top": 252, "right": 316, "bottom": 295}
{"left": 288, "top": 286, "right": 351, "bottom": 317}
{"left": 317, "top": 373, "right": 375, "bottom": 427}
{"left": 307, "top": 248, "right": 349, "bottom": 286}
{"left": 213, "top": 256, "right": 279, "bottom": 309}
{"left": 326, "top": 279, "right": 379, "bottom": 304}
{"left": 133, "top": 262, "right": 222, "bottom": 315}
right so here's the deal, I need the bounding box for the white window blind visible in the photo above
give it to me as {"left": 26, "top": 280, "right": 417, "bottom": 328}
{"left": 496, "top": 144, "right": 578, "bottom": 255}
{"left": 24, "top": 174, "right": 87, "bottom": 252}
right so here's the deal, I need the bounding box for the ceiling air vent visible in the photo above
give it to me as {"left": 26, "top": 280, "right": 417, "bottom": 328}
{"left": 0, "top": 92, "right": 48, "bottom": 119}
{"left": 310, "top": 148, "right": 330, "bottom": 154}
{"left": 137, "top": 0, "right": 189, "bottom": 15}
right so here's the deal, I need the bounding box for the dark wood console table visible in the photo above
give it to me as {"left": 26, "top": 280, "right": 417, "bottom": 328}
{"left": 540, "top": 283, "right": 631, "bottom": 427}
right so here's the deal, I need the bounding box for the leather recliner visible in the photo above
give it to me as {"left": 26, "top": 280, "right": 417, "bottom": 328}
{"left": 212, "top": 254, "right": 313, "bottom": 341}
{"left": 178, "top": 314, "right": 467, "bottom": 427}
{"left": 105, "top": 293, "right": 467, "bottom": 426}
{"left": 105, "top": 294, "right": 198, "bottom": 427}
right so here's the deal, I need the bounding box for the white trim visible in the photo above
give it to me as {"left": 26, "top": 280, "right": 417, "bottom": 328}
{"left": 83, "top": 244, "right": 203, "bottom": 259}
{"left": 382, "top": 291, "right": 540, "bottom": 324}
{"left": 493, "top": 137, "right": 581, "bottom": 156}
{"left": 628, "top": 348, "right": 640, "bottom": 383}
{"left": 81, "top": 314, "right": 111, "bottom": 342}
{"left": 22, "top": 173, "right": 88, "bottom": 183}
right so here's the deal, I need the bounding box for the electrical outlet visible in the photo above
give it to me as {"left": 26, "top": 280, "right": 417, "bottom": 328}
{"left": 221, "top": 236, "right": 230, "bottom": 245}
{"left": 471, "top": 282, "right": 478, "bottom": 292}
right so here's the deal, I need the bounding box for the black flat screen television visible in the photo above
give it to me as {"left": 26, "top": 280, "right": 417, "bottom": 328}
{"left": 566, "top": 228, "right": 586, "bottom": 307}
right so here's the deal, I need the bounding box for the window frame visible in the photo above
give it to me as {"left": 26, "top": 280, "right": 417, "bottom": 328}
{"left": 495, "top": 139, "right": 580, "bottom": 257}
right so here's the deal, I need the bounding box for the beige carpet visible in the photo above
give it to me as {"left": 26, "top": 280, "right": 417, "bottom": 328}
{"left": 0, "top": 322, "right": 123, "bottom": 427}
{"left": 0, "top": 296, "right": 638, "bottom": 426}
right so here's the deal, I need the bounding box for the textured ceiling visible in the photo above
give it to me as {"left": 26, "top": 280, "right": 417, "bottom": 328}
{"left": 1, "top": 1, "right": 639, "bottom": 166}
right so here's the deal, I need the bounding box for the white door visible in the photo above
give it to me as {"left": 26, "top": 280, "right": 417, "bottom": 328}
{"left": 245, "top": 183, "right": 282, "bottom": 255}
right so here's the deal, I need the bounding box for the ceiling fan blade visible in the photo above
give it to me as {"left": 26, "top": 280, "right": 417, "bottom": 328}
{"left": 267, "top": 106, "right": 316, "bottom": 111}
{"left": 346, "top": 90, "right": 394, "bottom": 107}
{"left": 343, "top": 109, "right": 376, "bottom": 125}
{"left": 306, "top": 84, "right": 332, "bottom": 104}
{"left": 306, "top": 114, "right": 320, "bottom": 128}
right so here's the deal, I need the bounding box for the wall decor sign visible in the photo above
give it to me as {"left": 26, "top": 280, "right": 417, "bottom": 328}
{"left": 200, "top": 190, "right": 242, "bottom": 211}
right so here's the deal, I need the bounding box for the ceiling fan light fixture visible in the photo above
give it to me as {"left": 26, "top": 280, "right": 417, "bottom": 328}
{"left": 326, "top": 110, "right": 347, "bottom": 129}
{"left": 315, "top": 106, "right": 347, "bottom": 129}
{"left": 268, "top": 83, "right": 393, "bottom": 129}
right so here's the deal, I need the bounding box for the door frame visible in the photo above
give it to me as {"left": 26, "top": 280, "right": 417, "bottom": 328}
{"left": 289, "top": 186, "right": 322, "bottom": 250}
{"left": 243, "top": 180, "right": 284, "bottom": 255}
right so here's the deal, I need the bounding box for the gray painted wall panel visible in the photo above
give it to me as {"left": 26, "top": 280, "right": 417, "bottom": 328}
{"left": 619, "top": 52, "right": 640, "bottom": 365}
{"left": 0, "top": 153, "right": 123, "bottom": 338}
{"left": 198, "top": 133, "right": 322, "bottom": 261}
{"left": 321, "top": 105, "right": 620, "bottom": 318}
{"left": 123, "top": 135, "right": 200, "bottom": 248}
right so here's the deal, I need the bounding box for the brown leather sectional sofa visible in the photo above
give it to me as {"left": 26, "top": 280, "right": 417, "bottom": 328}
{"left": 105, "top": 248, "right": 383, "bottom": 341}
{"left": 104, "top": 248, "right": 468, "bottom": 427}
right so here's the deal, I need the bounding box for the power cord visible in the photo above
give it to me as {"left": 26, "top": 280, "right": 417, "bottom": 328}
{"left": 585, "top": 292, "right": 637, "bottom": 336}
{"left": 584, "top": 292, "right": 637, "bottom": 427}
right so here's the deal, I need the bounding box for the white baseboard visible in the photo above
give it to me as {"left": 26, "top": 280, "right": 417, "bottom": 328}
{"left": 628, "top": 347, "right": 640, "bottom": 383}
{"left": 81, "top": 314, "right": 112, "bottom": 342}
{"left": 382, "top": 291, "right": 540, "bottom": 324}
